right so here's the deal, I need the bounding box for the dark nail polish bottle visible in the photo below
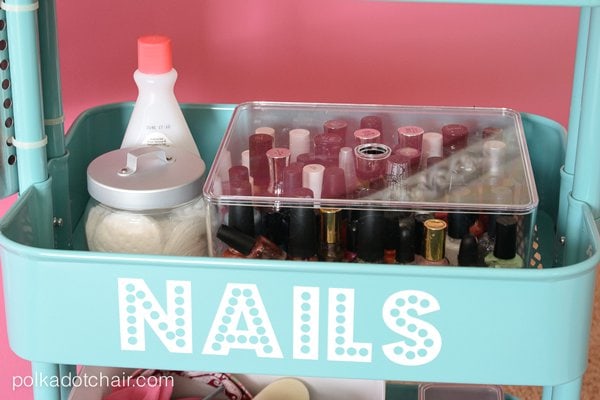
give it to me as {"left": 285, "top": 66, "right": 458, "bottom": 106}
{"left": 484, "top": 215, "right": 523, "bottom": 268}
{"left": 356, "top": 209, "right": 386, "bottom": 264}
{"left": 217, "top": 224, "right": 287, "bottom": 260}
{"left": 227, "top": 166, "right": 255, "bottom": 237}
{"left": 458, "top": 233, "right": 482, "bottom": 267}
{"left": 287, "top": 188, "right": 318, "bottom": 261}
{"left": 395, "top": 223, "right": 416, "bottom": 265}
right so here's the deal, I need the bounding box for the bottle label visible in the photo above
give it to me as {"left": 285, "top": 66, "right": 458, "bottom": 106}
{"left": 142, "top": 131, "right": 173, "bottom": 146}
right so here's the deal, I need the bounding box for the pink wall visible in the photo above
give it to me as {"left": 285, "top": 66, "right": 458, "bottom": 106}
{"left": 1, "top": 1, "right": 579, "bottom": 398}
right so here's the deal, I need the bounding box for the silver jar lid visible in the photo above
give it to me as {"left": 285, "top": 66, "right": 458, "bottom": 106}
{"left": 87, "top": 146, "right": 206, "bottom": 211}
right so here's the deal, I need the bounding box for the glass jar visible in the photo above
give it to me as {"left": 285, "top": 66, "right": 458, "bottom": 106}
{"left": 85, "top": 146, "right": 208, "bottom": 256}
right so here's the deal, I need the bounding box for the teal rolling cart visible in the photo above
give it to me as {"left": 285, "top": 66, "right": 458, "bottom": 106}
{"left": 1, "top": 1, "right": 599, "bottom": 400}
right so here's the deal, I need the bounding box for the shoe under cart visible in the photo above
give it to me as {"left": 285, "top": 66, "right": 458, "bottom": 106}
{"left": 1, "top": 1, "right": 600, "bottom": 400}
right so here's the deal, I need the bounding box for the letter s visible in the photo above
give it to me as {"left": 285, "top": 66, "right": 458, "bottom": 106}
{"left": 382, "top": 290, "right": 442, "bottom": 366}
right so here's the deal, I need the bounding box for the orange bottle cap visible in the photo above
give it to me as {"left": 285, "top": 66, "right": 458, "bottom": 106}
{"left": 137, "top": 35, "right": 173, "bottom": 74}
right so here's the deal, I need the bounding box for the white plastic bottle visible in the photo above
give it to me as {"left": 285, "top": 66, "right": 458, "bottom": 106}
{"left": 121, "top": 35, "right": 201, "bottom": 158}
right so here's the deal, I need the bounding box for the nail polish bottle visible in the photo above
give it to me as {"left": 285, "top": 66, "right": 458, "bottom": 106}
{"left": 266, "top": 147, "right": 291, "bottom": 196}
{"left": 482, "top": 126, "right": 503, "bottom": 141}
{"left": 289, "top": 128, "right": 311, "bottom": 163}
{"left": 217, "top": 224, "right": 286, "bottom": 260}
{"left": 318, "top": 208, "right": 344, "bottom": 262}
{"left": 392, "top": 147, "right": 421, "bottom": 174}
{"left": 385, "top": 154, "right": 411, "bottom": 201}
{"left": 297, "top": 152, "right": 316, "bottom": 166}
{"left": 414, "top": 213, "right": 435, "bottom": 256}
{"left": 323, "top": 119, "right": 348, "bottom": 144}
{"left": 353, "top": 128, "right": 381, "bottom": 146}
{"left": 395, "top": 223, "right": 417, "bottom": 265}
{"left": 458, "top": 233, "right": 483, "bottom": 267}
{"left": 302, "top": 163, "right": 325, "bottom": 199}
{"left": 397, "top": 126, "right": 424, "bottom": 152}
{"left": 287, "top": 188, "right": 318, "bottom": 261}
{"left": 339, "top": 147, "right": 358, "bottom": 196}
{"left": 282, "top": 163, "right": 304, "bottom": 196}
{"left": 441, "top": 124, "right": 469, "bottom": 158}
{"left": 343, "top": 210, "right": 359, "bottom": 262}
{"left": 321, "top": 166, "right": 347, "bottom": 199}
{"left": 383, "top": 212, "right": 400, "bottom": 264}
{"left": 355, "top": 209, "right": 386, "bottom": 264}
{"left": 421, "top": 132, "right": 443, "bottom": 162}
{"left": 360, "top": 115, "right": 382, "bottom": 132}
{"left": 314, "top": 133, "right": 344, "bottom": 167}
{"left": 354, "top": 143, "right": 392, "bottom": 192}
{"left": 255, "top": 126, "right": 275, "bottom": 137}
{"left": 445, "top": 213, "right": 477, "bottom": 266}
{"left": 484, "top": 215, "right": 523, "bottom": 268}
{"left": 227, "top": 167, "right": 255, "bottom": 237}
{"left": 478, "top": 214, "right": 497, "bottom": 261}
{"left": 249, "top": 133, "right": 274, "bottom": 190}
{"left": 416, "top": 219, "right": 450, "bottom": 266}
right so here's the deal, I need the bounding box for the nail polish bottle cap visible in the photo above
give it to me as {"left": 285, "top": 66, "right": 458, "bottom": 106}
{"left": 137, "top": 35, "right": 172, "bottom": 74}
{"left": 289, "top": 128, "right": 311, "bottom": 162}
{"left": 288, "top": 189, "right": 317, "bottom": 259}
{"left": 397, "top": 126, "right": 425, "bottom": 151}
{"left": 386, "top": 154, "right": 410, "bottom": 182}
{"left": 458, "top": 233, "right": 479, "bottom": 266}
{"left": 266, "top": 147, "right": 291, "bottom": 194}
{"left": 296, "top": 152, "right": 315, "bottom": 166}
{"left": 392, "top": 147, "right": 421, "bottom": 173}
{"left": 395, "top": 223, "right": 416, "bottom": 263}
{"left": 423, "top": 218, "right": 447, "bottom": 262}
{"left": 302, "top": 163, "right": 325, "bottom": 198}
{"left": 320, "top": 208, "right": 342, "bottom": 244}
{"left": 421, "top": 132, "right": 443, "bottom": 159}
{"left": 216, "top": 224, "right": 255, "bottom": 256}
{"left": 414, "top": 213, "right": 435, "bottom": 255}
{"left": 356, "top": 210, "right": 386, "bottom": 262}
{"left": 384, "top": 212, "right": 400, "bottom": 250}
{"left": 494, "top": 215, "right": 518, "bottom": 259}
{"left": 249, "top": 133, "right": 274, "bottom": 186}
{"left": 241, "top": 149, "right": 250, "bottom": 169}
{"left": 227, "top": 181, "right": 255, "bottom": 236}
{"left": 314, "top": 133, "right": 344, "bottom": 157}
{"left": 283, "top": 163, "right": 304, "bottom": 195}
{"left": 321, "top": 166, "right": 347, "bottom": 199}
{"left": 442, "top": 124, "right": 469, "bottom": 152}
{"left": 482, "top": 126, "right": 503, "bottom": 140}
{"left": 255, "top": 126, "right": 275, "bottom": 137}
{"left": 426, "top": 156, "right": 443, "bottom": 168}
{"left": 354, "top": 128, "right": 381, "bottom": 145}
{"left": 323, "top": 119, "right": 348, "bottom": 135}
{"left": 228, "top": 165, "right": 250, "bottom": 186}
{"left": 360, "top": 115, "right": 383, "bottom": 132}
{"left": 447, "top": 212, "right": 477, "bottom": 239}
{"left": 483, "top": 139, "right": 507, "bottom": 175}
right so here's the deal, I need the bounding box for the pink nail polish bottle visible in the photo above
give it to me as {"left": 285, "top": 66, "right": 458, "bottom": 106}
{"left": 441, "top": 124, "right": 469, "bottom": 158}
{"left": 249, "top": 133, "right": 274, "bottom": 190}
{"left": 397, "top": 125, "right": 424, "bottom": 152}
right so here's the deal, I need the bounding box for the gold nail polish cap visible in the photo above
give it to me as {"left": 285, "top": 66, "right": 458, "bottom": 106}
{"left": 424, "top": 218, "right": 447, "bottom": 261}
{"left": 320, "top": 208, "right": 342, "bottom": 244}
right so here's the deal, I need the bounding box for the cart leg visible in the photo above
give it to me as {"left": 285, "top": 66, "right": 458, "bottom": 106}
{"left": 31, "top": 362, "right": 61, "bottom": 400}
{"left": 551, "top": 378, "right": 582, "bottom": 400}
{"left": 59, "top": 364, "right": 77, "bottom": 399}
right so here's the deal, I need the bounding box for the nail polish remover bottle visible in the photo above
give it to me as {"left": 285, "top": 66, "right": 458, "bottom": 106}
{"left": 121, "top": 35, "right": 201, "bottom": 158}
